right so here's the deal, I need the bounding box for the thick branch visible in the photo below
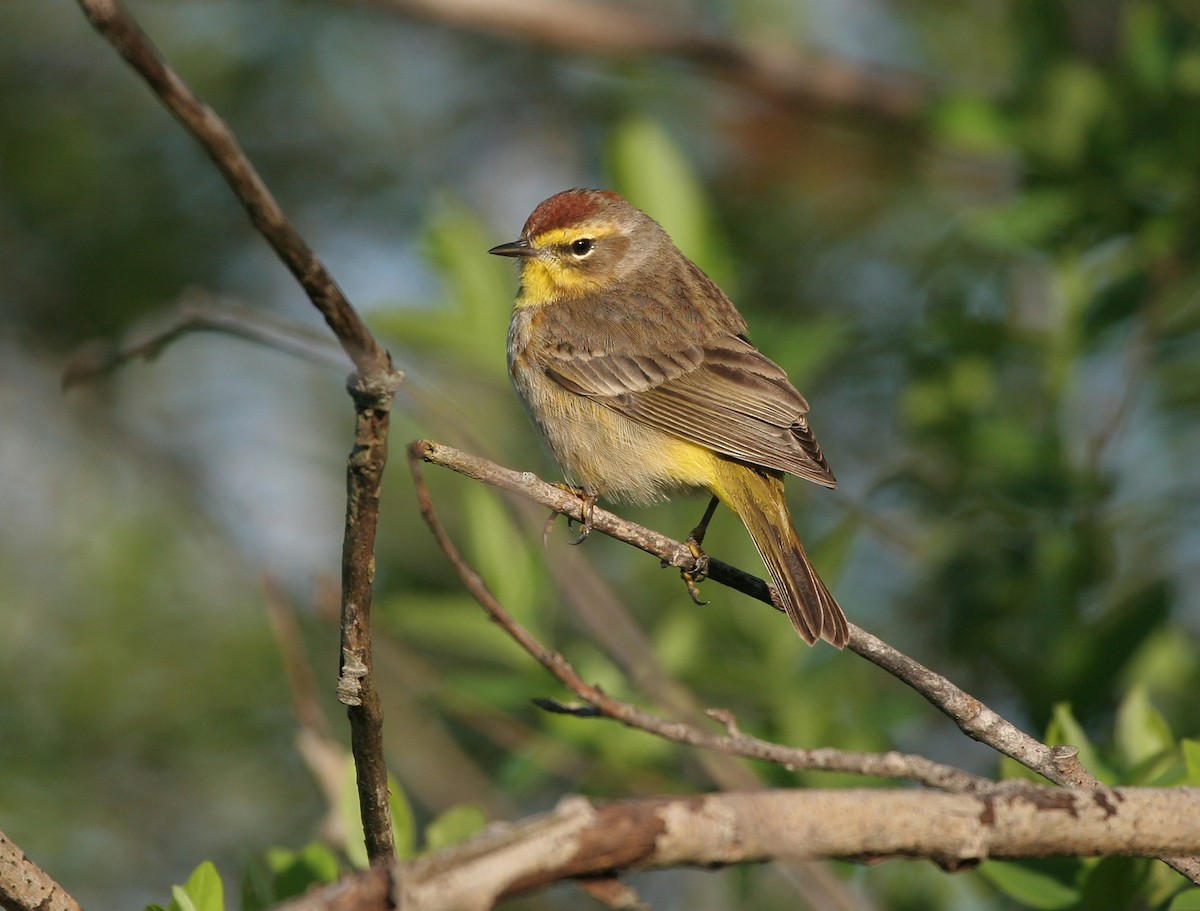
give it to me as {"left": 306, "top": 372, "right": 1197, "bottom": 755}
{"left": 336, "top": 380, "right": 396, "bottom": 862}
{"left": 0, "top": 828, "right": 82, "bottom": 911}
{"left": 276, "top": 787, "right": 1200, "bottom": 911}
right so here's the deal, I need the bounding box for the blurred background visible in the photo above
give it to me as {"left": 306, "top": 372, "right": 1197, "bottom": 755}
{"left": 3, "top": 1, "right": 1200, "bottom": 908}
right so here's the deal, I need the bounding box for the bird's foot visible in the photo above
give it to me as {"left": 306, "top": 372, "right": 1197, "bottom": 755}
{"left": 680, "top": 535, "right": 711, "bottom": 606}
{"left": 545, "top": 483, "right": 597, "bottom": 546}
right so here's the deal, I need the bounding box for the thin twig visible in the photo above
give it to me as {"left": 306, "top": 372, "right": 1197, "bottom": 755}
{"left": 62, "top": 290, "right": 350, "bottom": 390}
{"left": 74, "top": 0, "right": 401, "bottom": 865}
{"left": 407, "top": 441, "right": 989, "bottom": 794}
{"left": 404, "top": 440, "right": 1060, "bottom": 773}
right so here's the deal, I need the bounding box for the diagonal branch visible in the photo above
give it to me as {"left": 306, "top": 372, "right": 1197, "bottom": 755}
{"left": 0, "top": 829, "right": 82, "bottom": 911}
{"left": 408, "top": 440, "right": 989, "bottom": 794}
{"left": 410, "top": 439, "right": 1200, "bottom": 882}
{"left": 61, "top": 290, "right": 350, "bottom": 389}
{"left": 74, "top": 0, "right": 401, "bottom": 866}
{"left": 75, "top": 0, "right": 389, "bottom": 379}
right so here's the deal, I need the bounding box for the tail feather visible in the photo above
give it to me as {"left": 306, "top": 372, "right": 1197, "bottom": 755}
{"left": 714, "top": 464, "right": 848, "bottom": 648}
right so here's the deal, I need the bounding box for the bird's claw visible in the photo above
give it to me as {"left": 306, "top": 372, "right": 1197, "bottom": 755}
{"left": 680, "top": 537, "right": 711, "bottom": 605}
{"left": 547, "top": 483, "right": 597, "bottom": 546}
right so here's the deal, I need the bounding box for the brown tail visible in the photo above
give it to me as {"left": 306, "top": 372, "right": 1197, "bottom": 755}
{"left": 714, "top": 463, "right": 848, "bottom": 648}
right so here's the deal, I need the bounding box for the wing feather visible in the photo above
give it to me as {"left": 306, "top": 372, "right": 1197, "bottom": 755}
{"left": 543, "top": 334, "right": 836, "bottom": 487}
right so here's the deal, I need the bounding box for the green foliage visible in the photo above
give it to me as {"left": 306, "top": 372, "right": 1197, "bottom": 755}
{"left": 9, "top": 2, "right": 1200, "bottom": 910}
{"left": 1170, "top": 889, "right": 1200, "bottom": 910}
{"left": 977, "top": 859, "right": 1082, "bottom": 910}
{"left": 423, "top": 803, "right": 488, "bottom": 853}
{"left": 146, "top": 861, "right": 225, "bottom": 911}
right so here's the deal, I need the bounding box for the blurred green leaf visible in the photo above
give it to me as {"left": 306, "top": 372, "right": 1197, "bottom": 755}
{"left": 931, "top": 95, "right": 1011, "bottom": 154}
{"left": 465, "top": 485, "right": 545, "bottom": 636}
{"left": 1077, "top": 857, "right": 1150, "bottom": 911}
{"left": 1170, "top": 888, "right": 1200, "bottom": 910}
{"left": 340, "top": 759, "right": 417, "bottom": 867}
{"left": 1046, "top": 703, "right": 1114, "bottom": 783}
{"left": 967, "top": 189, "right": 1079, "bottom": 250}
{"left": 608, "top": 116, "right": 734, "bottom": 289}
{"left": 373, "top": 195, "right": 513, "bottom": 380}
{"left": 264, "top": 843, "right": 341, "bottom": 903}
{"left": 1183, "top": 739, "right": 1200, "bottom": 786}
{"left": 1115, "top": 685, "right": 1173, "bottom": 770}
{"left": 1035, "top": 62, "right": 1109, "bottom": 167}
{"left": 977, "top": 859, "right": 1080, "bottom": 909}
{"left": 423, "top": 803, "right": 488, "bottom": 853}
{"left": 1122, "top": 2, "right": 1171, "bottom": 93}
{"left": 165, "top": 861, "right": 224, "bottom": 911}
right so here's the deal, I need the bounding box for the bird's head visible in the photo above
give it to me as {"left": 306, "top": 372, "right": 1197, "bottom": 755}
{"left": 489, "top": 189, "right": 654, "bottom": 305}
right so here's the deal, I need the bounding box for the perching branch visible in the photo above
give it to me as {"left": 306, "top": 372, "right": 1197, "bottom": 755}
{"left": 276, "top": 788, "right": 1200, "bottom": 911}
{"left": 410, "top": 439, "right": 1200, "bottom": 884}
{"left": 74, "top": 0, "right": 401, "bottom": 866}
{"left": 408, "top": 440, "right": 990, "bottom": 793}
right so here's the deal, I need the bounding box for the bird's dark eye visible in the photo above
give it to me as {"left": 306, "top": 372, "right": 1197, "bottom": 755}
{"left": 569, "top": 237, "right": 596, "bottom": 258}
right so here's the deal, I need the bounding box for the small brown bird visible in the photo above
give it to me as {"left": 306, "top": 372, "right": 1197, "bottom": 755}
{"left": 490, "top": 189, "right": 848, "bottom": 647}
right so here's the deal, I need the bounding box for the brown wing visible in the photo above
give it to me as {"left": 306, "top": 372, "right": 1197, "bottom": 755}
{"left": 544, "top": 333, "right": 836, "bottom": 488}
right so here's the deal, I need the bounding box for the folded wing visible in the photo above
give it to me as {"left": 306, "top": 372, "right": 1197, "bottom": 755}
{"left": 544, "top": 334, "right": 836, "bottom": 488}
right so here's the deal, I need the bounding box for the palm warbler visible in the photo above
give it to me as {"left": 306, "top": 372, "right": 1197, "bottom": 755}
{"left": 490, "top": 189, "right": 848, "bottom": 647}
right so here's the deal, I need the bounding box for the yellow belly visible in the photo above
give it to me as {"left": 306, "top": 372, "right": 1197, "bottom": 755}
{"left": 513, "top": 363, "right": 718, "bottom": 504}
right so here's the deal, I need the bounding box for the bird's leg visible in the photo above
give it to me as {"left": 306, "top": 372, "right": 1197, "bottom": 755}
{"left": 568, "top": 489, "right": 598, "bottom": 545}
{"left": 680, "top": 496, "right": 720, "bottom": 604}
{"left": 545, "top": 483, "right": 597, "bottom": 546}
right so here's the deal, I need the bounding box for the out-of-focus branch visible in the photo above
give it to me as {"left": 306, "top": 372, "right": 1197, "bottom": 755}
{"left": 363, "top": 0, "right": 927, "bottom": 124}
{"left": 62, "top": 290, "right": 350, "bottom": 389}
{"left": 74, "top": 0, "right": 401, "bottom": 866}
{"left": 276, "top": 788, "right": 1200, "bottom": 911}
{"left": 0, "top": 829, "right": 82, "bottom": 911}
{"left": 408, "top": 440, "right": 989, "bottom": 794}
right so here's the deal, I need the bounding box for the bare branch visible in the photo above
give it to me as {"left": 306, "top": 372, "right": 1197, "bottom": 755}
{"left": 73, "top": 0, "right": 402, "bottom": 865}
{"left": 0, "top": 828, "right": 82, "bottom": 911}
{"left": 62, "top": 290, "right": 350, "bottom": 389}
{"left": 401, "top": 444, "right": 1048, "bottom": 767}
{"left": 277, "top": 788, "right": 1200, "bottom": 911}
{"left": 74, "top": 0, "right": 391, "bottom": 379}
{"left": 408, "top": 440, "right": 989, "bottom": 794}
